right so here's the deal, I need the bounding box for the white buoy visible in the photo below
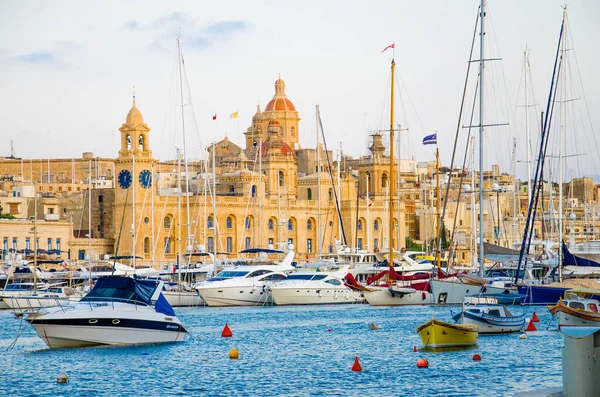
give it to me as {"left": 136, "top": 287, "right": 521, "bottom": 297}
{"left": 56, "top": 372, "right": 69, "bottom": 383}
{"left": 519, "top": 333, "right": 527, "bottom": 340}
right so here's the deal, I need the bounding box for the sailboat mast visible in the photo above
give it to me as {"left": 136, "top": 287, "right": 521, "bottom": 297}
{"left": 176, "top": 150, "right": 182, "bottom": 284}
{"left": 88, "top": 160, "right": 92, "bottom": 270}
{"left": 471, "top": 136, "right": 477, "bottom": 267}
{"left": 388, "top": 57, "right": 395, "bottom": 265}
{"left": 33, "top": 182, "right": 38, "bottom": 293}
{"left": 258, "top": 135, "right": 262, "bottom": 248}
{"left": 316, "top": 104, "right": 322, "bottom": 256}
{"left": 512, "top": 137, "right": 517, "bottom": 243}
{"left": 151, "top": 161, "right": 155, "bottom": 265}
{"left": 435, "top": 148, "right": 441, "bottom": 270}
{"left": 212, "top": 142, "right": 217, "bottom": 257}
{"left": 477, "top": 0, "right": 486, "bottom": 277}
{"left": 177, "top": 37, "right": 193, "bottom": 257}
{"left": 132, "top": 154, "right": 136, "bottom": 270}
{"left": 525, "top": 47, "right": 532, "bottom": 205}
{"left": 558, "top": 7, "right": 567, "bottom": 281}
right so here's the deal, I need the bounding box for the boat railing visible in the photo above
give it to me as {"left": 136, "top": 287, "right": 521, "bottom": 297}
{"left": 80, "top": 296, "right": 151, "bottom": 311}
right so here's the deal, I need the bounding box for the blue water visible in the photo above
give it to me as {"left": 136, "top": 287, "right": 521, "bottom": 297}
{"left": 0, "top": 305, "right": 561, "bottom": 396}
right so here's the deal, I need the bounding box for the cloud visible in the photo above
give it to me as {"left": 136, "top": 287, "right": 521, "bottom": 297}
{"left": 16, "top": 51, "right": 55, "bottom": 64}
{"left": 123, "top": 12, "right": 249, "bottom": 52}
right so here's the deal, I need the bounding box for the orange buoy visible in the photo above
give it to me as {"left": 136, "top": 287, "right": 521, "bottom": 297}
{"left": 472, "top": 354, "right": 482, "bottom": 361}
{"left": 531, "top": 311, "right": 540, "bottom": 322}
{"left": 229, "top": 348, "right": 239, "bottom": 359}
{"left": 413, "top": 346, "right": 417, "bottom": 352}
{"left": 416, "top": 358, "right": 429, "bottom": 368}
{"left": 221, "top": 323, "right": 233, "bottom": 337}
{"left": 351, "top": 357, "right": 363, "bottom": 372}
{"left": 525, "top": 320, "right": 537, "bottom": 332}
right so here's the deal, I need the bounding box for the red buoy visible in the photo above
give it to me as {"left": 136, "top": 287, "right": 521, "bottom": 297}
{"left": 351, "top": 357, "right": 363, "bottom": 372}
{"left": 472, "top": 354, "right": 482, "bottom": 361}
{"left": 531, "top": 311, "right": 540, "bottom": 322}
{"left": 413, "top": 346, "right": 417, "bottom": 352}
{"left": 416, "top": 358, "right": 429, "bottom": 368}
{"left": 525, "top": 320, "right": 537, "bottom": 332}
{"left": 221, "top": 323, "right": 233, "bottom": 337}
{"left": 328, "top": 329, "right": 332, "bottom": 332}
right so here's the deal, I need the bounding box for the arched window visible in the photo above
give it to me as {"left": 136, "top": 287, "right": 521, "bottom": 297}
{"left": 138, "top": 134, "right": 144, "bottom": 150}
{"left": 143, "top": 237, "right": 150, "bottom": 253}
{"left": 126, "top": 135, "right": 132, "bottom": 151}
{"left": 328, "top": 188, "right": 333, "bottom": 201}
{"left": 290, "top": 126, "right": 295, "bottom": 137}
{"left": 207, "top": 216, "right": 213, "bottom": 229}
{"left": 307, "top": 188, "right": 312, "bottom": 200}
{"left": 229, "top": 185, "right": 235, "bottom": 194}
{"left": 251, "top": 185, "right": 257, "bottom": 197}
{"left": 245, "top": 217, "right": 251, "bottom": 229}
{"left": 226, "top": 216, "right": 233, "bottom": 229}
{"left": 278, "top": 171, "right": 285, "bottom": 187}
{"left": 307, "top": 219, "right": 312, "bottom": 230}
{"left": 382, "top": 173, "right": 388, "bottom": 188}
{"left": 164, "top": 216, "right": 171, "bottom": 229}
{"left": 268, "top": 219, "right": 274, "bottom": 230}
{"left": 357, "top": 220, "right": 363, "bottom": 230}
{"left": 288, "top": 219, "right": 293, "bottom": 231}
{"left": 374, "top": 219, "right": 379, "bottom": 231}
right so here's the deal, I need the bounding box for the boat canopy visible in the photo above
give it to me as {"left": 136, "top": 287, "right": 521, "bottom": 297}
{"left": 239, "top": 248, "right": 286, "bottom": 254}
{"left": 80, "top": 276, "right": 175, "bottom": 316}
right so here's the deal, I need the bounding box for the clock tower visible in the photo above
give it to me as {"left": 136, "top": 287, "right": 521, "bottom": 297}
{"left": 114, "top": 94, "right": 156, "bottom": 263}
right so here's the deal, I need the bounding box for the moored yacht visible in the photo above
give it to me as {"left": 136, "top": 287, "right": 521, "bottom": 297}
{"left": 25, "top": 276, "right": 187, "bottom": 348}
{"left": 451, "top": 297, "right": 525, "bottom": 333}
{"left": 269, "top": 268, "right": 363, "bottom": 305}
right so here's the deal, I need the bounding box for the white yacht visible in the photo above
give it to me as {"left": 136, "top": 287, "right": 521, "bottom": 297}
{"left": 4, "top": 284, "right": 86, "bottom": 311}
{"left": 451, "top": 297, "right": 526, "bottom": 333}
{"left": 269, "top": 268, "right": 363, "bottom": 305}
{"left": 25, "top": 276, "right": 187, "bottom": 348}
{"left": 0, "top": 282, "right": 50, "bottom": 309}
{"left": 195, "top": 247, "right": 295, "bottom": 307}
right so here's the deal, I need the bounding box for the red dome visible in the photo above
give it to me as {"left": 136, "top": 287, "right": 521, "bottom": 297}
{"left": 265, "top": 98, "right": 296, "bottom": 112}
{"left": 259, "top": 139, "right": 295, "bottom": 157}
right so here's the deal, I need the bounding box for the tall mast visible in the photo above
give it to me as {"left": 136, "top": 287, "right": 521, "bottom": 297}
{"left": 132, "top": 153, "right": 136, "bottom": 269}
{"left": 176, "top": 149, "right": 182, "bottom": 284}
{"left": 435, "top": 147, "right": 441, "bottom": 270}
{"left": 177, "top": 37, "right": 193, "bottom": 258}
{"left": 512, "top": 137, "right": 518, "bottom": 243}
{"left": 366, "top": 172, "right": 370, "bottom": 251}
{"left": 471, "top": 136, "right": 477, "bottom": 267}
{"left": 151, "top": 161, "right": 155, "bottom": 265}
{"left": 558, "top": 7, "right": 567, "bottom": 281}
{"left": 88, "top": 160, "right": 92, "bottom": 269}
{"left": 33, "top": 182, "right": 38, "bottom": 292}
{"left": 477, "top": 0, "right": 486, "bottom": 277}
{"left": 212, "top": 142, "right": 217, "bottom": 257}
{"left": 258, "top": 135, "right": 262, "bottom": 247}
{"left": 397, "top": 124, "right": 402, "bottom": 255}
{"left": 524, "top": 47, "right": 532, "bottom": 205}
{"left": 316, "top": 104, "right": 322, "bottom": 256}
{"left": 388, "top": 56, "right": 396, "bottom": 267}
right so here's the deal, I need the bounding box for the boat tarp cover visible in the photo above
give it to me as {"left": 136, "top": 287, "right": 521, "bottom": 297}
{"left": 563, "top": 241, "right": 600, "bottom": 267}
{"left": 366, "top": 267, "right": 430, "bottom": 285}
{"left": 81, "top": 276, "right": 176, "bottom": 316}
{"left": 344, "top": 273, "right": 369, "bottom": 291}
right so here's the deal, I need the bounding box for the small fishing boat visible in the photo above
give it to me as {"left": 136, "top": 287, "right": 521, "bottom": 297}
{"left": 452, "top": 297, "right": 525, "bottom": 334}
{"left": 548, "top": 290, "right": 600, "bottom": 328}
{"left": 416, "top": 317, "right": 478, "bottom": 348}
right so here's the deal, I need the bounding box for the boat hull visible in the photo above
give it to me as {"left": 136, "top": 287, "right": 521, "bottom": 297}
{"left": 270, "top": 286, "right": 362, "bottom": 305}
{"left": 162, "top": 290, "right": 205, "bottom": 307}
{"left": 417, "top": 318, "right": 478, "bottom": 348}
{"left": 27, "top": 322, "right": 186, "bottom": 348}
{"left": 363, "top": 286, "right": 433, "bottom": 306}
{"left": 198, "top": 286, "right": 272, "bottom": 307}
{"left": 458, "top": 312, "right": 524, "bottom": 334}
{"left": 518, "top": 285, "right": 568, "bottom": 305}
{"left": 431, "top": 280, "right": 513, "bottom": 304}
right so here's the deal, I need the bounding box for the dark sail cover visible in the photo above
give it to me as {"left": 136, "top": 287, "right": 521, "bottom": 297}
{"left": 563, "top": 241, "right": 600, "bottom": 267}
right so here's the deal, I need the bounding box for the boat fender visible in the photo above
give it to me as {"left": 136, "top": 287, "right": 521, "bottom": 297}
{"left": 481, "top": 286, "right": 487, "bottom": 293}
{"left": 503, "top": 289, "right": 510, "bottom": 294}
{"left": 422, "top": 292, "right": 426, "bottom": 300}
{"left": 262, "top": 285, "right": 267, "bottom": 293}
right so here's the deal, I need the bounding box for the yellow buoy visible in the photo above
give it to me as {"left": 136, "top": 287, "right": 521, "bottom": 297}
{"left": 56, "top": 372, "right": 69, "bottom": 383}
{"left": 229, "top": 348, "right": 239, "bottom": 359}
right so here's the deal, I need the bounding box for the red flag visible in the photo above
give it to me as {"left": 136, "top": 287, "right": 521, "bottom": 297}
{"left": 212, "top": 114, "right": 217, "bottom": 120}
{"left": 381, "top": 43, "right": 395, "bottom": 53}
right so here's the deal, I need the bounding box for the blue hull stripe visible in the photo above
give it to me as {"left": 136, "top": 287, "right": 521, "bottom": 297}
{"left": 27, "top": 318, "right": 187, "bottom": 333}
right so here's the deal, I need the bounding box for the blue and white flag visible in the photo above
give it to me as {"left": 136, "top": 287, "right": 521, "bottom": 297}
{"left": 422, "top": 133, "right": 437, "bottom": 145}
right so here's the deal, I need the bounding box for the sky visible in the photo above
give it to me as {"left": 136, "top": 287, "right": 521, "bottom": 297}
{"left": 1, "top": 0, "right": 599, "bottom": 180}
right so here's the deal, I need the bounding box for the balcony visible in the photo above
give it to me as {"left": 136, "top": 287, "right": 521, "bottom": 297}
{"left": 44, "top": 213, "right": 60, "bottom": 221}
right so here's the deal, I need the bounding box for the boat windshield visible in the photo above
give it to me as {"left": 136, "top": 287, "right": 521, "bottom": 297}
{"left": 211, "top": 270, "right": 250, "bottom": 280}
{"left": 286, "top": 274, "right": 327, "bottom": 281}
{"left": 4, "top": 284, "right": 34, "bottom": 291}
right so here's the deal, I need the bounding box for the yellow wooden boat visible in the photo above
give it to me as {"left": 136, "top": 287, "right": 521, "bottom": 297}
{"left": 416, "top": 317, "right": 479, "bottom": 348}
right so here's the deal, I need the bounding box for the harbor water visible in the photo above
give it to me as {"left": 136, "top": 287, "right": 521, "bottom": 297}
{"left": 0, "top": 304, "right": 561, "bottom": 396}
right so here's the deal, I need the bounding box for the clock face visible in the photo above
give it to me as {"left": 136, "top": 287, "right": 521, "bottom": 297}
{"left": 139, "top": 169, "right": 152, "bottom": 188}
{"left": 118, "top": 169, "right": 132, "bottom": 189}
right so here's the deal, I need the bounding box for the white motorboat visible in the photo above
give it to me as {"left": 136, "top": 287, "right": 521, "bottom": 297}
{"left": 269, "top": 271, "right": 363, "bottom": 305}
{"left": 0, "top": 282, "right": 51, "bottom": 309}
{"left": 162, "top": 283, "right": 205, "bottom": 307}
{"left": 451, "top": 297, "right": 525, "bottom": 333}
{"left": 25, "top": 276, "right": 187, "bottom": 348}
{"left": 4, "top": 285, "right": 86, "bottom": 311}
{"left": 548, "top": 291, "right": 600, "bottom": 328}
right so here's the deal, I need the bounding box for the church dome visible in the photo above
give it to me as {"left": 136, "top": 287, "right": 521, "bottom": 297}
{"left": 126, "top": 98, "right": 144, "bottom": 128}
{"left": 259, "top": 137, "right": 295, "bottom": 157}
{"left": 264, "top": 77, "right": 296, "bottom": 112}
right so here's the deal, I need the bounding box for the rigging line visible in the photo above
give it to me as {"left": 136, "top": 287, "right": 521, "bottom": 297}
{"left": 439, "top": 4, "right": 480, "bottom": 251}
{"left": 449, "top": 78, "right": 479, "bottom": 247}
{"left": 318, "top": 111, "right": 347, "bottom": 246}
{"left": 158, "top": 47, "right": 180, "bottom": 151}
{"left": 237, "top": 151, "right": 260, "bottom": 248}
{"left": 111, "top": 186, "right": 130, "bottom": 275}
{"left": 181, "top": 55, "right": 208, "bottom": 165}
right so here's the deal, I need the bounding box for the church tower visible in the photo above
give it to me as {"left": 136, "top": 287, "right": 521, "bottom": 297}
{"left": 114, "top": 95, "right": 156, "bottom": 261}
{"left": 260, "top": 119, "right": 298, "bottom": 199}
